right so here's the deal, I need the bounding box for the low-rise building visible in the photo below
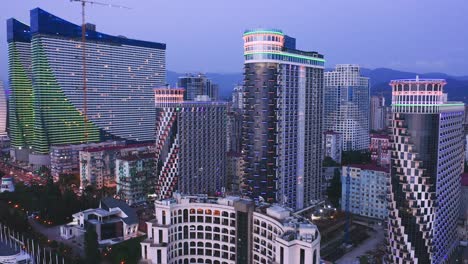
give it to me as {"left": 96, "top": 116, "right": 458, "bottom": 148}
{"left": 369, "top": 134, "right": 390, "bottom": 167}
{"left": 115, "top": 153, "right": 156, "bottom": 206}
{"left": 341, "top": 164, "right": 388, "bottom": 220}
{"left": 60, "top": 197, "right": 139, "bottom": 246}
{"left": 80, "top": 143, "right": 153, "bottom": 190}
{"left": 0, "top": 177, "right": 14, "bottom": 193}
{"left": 140, "top": 193, "right": 321, "bottom": 264}
{"left": 323, "top": 131, "right": 342, "bottom": 164}
{"left": 50, "top": 141, "right": 125, "bottom": 181}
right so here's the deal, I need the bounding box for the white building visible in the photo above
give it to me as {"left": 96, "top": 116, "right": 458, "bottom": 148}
{"left": 140, "top": 193, "right": 321, "bottom": 264}
{"left": 323, "top": 131, "right": 342, "bottom": 164}
{"left": 324, "top": 64, "right": 370, "bottom": 151}
{"left": 60, "top": 197, "right": 139, "bottom": 246}
{"left": 370, "top": 96, "right": 386, "bottom": 131}
{"left": 341, "top": 164, "right": 388, "bottom": 220}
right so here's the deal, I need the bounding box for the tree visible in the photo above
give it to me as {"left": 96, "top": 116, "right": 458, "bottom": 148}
{"left": 342, "top": 151, "right": 371, "bottom": 165}
{"left": 323, "top": 156, "right": 340, "bottom": 167}
{"left": 326, "top": 168, "right": 342, "bottom": 208}
{"left": 84, "top": 225, "right": 101, "bottom": 264}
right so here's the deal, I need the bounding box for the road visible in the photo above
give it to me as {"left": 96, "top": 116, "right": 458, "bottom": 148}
{"left": 0, "top": 160, "right": 46, "bottom": 186}
{"left": 336, "top": 225, "right": 385, "bottom": 264}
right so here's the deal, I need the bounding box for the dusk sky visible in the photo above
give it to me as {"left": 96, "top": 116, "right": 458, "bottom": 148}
{"left": 1, "top": 0, "right": 468, "bottom": 83}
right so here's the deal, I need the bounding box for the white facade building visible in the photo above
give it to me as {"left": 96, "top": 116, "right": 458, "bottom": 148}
{"left": 60, "top": 197, "right": 139, "bottom": 246}
{"left": 140, "top": 193, "right": 321, "bottom": 264}
{"left": 341, "top": 164, "right": 388, "bottom": 220}
{"left": 323, "top": 131, "right": 342, "bottom": 164}
{"left": 324, "top": 64, "right": 370, "bottom": 151}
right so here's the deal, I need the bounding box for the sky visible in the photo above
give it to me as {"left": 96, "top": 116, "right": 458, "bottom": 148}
{"left": 1, "top": 0, "right": 468, "bottom": 83}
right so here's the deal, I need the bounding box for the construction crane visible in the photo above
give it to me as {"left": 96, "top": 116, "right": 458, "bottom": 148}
{"left": 69, "top": 0, "right": 131, "bottom": 143}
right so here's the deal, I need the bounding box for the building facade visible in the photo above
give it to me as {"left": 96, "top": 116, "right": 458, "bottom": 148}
{"left": 51, "top": 141, "right": 125, "bottom": 182}
{"left": 0, "top": 81, "right": 7, "bottom": 137}
{"left": 178, "top": 73, "right": 219, "bottom": 101}
{"left": 370, "top": 96, "right": 386, "bottom": 131}
{"left": 8, "top": 8, "right": 166, "bottom": 165}
{"left": 7, "top": 18, "right": 33, "bottom": 162}
{"left": 241, "top": 29, "right": 324, "bottom": 210}
{"left": 140, "top": 193, "right": 321, "bottom": 264}
{"left": 341, "top": 164, "right": 388, "bottom": 220}
{"left": 79, "top": 143, "right": 153, "bottom": 190}
{"left": 231, "top": 85, "right": 243, "bottom": 110}
{"left": 369, "top": 134, "right": 390, "bottom": 167}
{"left": 324, "top": 64, "right": 370, "bottom": 151}
{"left": 386, "top": 77, "right": 465, "bottom": 264}
{"left": 323, "top": 131, "right": 342, "bottom": 164}
{"left": 116, "top": 153, "right": 156, "bottom": 205}
{"left": 154, "top": 89, "right": 227, "bottom": 199}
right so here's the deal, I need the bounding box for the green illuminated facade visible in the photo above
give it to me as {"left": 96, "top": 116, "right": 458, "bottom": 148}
{"left": 7, "top": 20, "right": 34, "bottom": 150}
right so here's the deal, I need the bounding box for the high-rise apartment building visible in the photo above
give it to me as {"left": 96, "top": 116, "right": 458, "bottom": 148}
{"left": 0, "top": 81, "right": 7, "bottom": 137}
{"left": 140, "top": 193, "right": 321, "bottom": 264}
{"left": 386, "top": 77, "right": 465, "bottom": 264}
{"left": 324, "top": 64, "right": 370, "bottom": 151}
{"left": 370, "top": 96, "right": 386, "bottom": 131}
{"left": 154, "top": 88, "right": 227, "bottom": 199}
{"left": 241, "top": 29, "right": 324, "bottom": 210}
{"left": 323, "top": 131, "right": 342, "bottom": 164}
{"left": 178, "top": 73, "right": 219, "bottom": 101}
{"left": 7, "top": 8, "right": 166, "bottom": 165}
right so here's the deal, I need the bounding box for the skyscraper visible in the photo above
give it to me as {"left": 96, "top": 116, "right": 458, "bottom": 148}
{"left": 324, "top": 64, "right": 370, "bottom": 151}
{"left": 154, "top": 88, "right": 227, "bottom": 199}
{"left": 178, "top": 73, "right": 219, "bottom": 101}
{"left": 0, "top": 81, "right": 7, "bottom": 137}
{"left": 8, "top": 8, "right": 166, "bottom": 165}
{"left": 370, "top": 96, "right": 386, "bottom": 131}
{"left": 386, "top": 77, "right": 465, "bottom": 264}
{"left": 241, "top": 29, "right": 324, "bottom": 210}
{"left": 7, "top": 18, "right": 33, "bottom": 161}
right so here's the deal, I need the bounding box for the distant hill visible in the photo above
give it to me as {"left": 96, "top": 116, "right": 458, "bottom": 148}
{"left": 361, "top": 68, "right": 468, "bottom": 103}
{"left": 166, "top": 68, "right": 468, "bottom": 103}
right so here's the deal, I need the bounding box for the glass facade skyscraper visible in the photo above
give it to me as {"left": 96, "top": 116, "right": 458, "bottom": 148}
{"left": 178, "top": 73, "right": 219, "bottom": 101}
{"left": 7, "top": 8, "right": 166, "bottom": 165}
{"left": 386, "top": 77, "right": 464, "bottom": 264}
{"left": 241, "top": 29, "right": 324, "bottom": 210}
{"left": 324, "top": 64, "right": 370, "bottom": 151}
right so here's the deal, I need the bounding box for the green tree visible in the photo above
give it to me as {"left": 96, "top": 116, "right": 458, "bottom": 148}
{"left": 84, "top": 225, "right": 101, "bottom": 264}
{"left": 342, "top": 151, "right": 371, "bottom": 165}
{"left": 326, "top": 168, "right": 342, "bottom": 208}
{"left": 323, "top": 156, "right": 340, "bottom": 167}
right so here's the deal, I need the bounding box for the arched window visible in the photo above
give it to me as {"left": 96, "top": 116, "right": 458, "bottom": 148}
{"left": 197, "top": 242, "right": 204, "bottom": 247}
{"left": 183, "top": 226, "right": 188, "bottom": 239}
{"left": 183, "top": 209, "right": 188, "bottom": 222}
{"left": 313, "top": 249, "right": 317, "bottom": 264}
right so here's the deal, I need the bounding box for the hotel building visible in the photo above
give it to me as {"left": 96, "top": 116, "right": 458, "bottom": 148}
{"left": 241, "top": 29, "right": 324, "bottom": 210}
{"left": 7, "top": 8, "right": 166, "bottom": 166}
{"left": 140, "top": 193, "right": 321, "bottom": 264}
{"left": 386, "top": 77, "right": 465, "bottom": 263}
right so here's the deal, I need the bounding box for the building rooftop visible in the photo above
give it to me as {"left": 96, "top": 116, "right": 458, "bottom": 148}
{"left": 84, "top": 142, "right": 152, "bottom": 153}
{"left": 30, "top": 8, "right": 165, "bottom": 50}
{"left": 101, "top": 197, "right": 138, "bottom": 225}
{"left": 117, "top": 152, "right": 155, "bottom": 162}
{"left": 370, "top": 134, "right": 390, "bottom": 140}
{"left": 345, "top": 163, "right": 389, "bottom": 173}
